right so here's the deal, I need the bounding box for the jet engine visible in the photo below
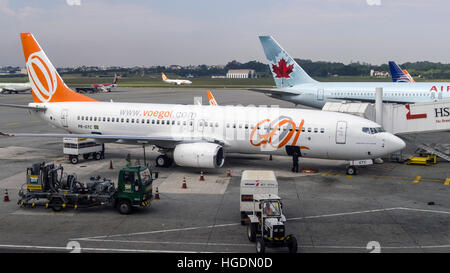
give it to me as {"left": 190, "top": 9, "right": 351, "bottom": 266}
{"left": 173, "top": 143, "right": 225, "bottom": 168}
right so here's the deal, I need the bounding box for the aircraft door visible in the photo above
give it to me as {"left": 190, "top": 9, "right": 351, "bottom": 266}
{"left": 438, "top": 91, "right": 443, "bottom": 100}
{"left": 335, "top": 121, "right": 347, "bottom": 144}
{"left": 317, "top": 89, "right": 324, "bottom": 101}
{"left": 61, "top": 109, "right": 68, "bottom": 128}
{"left": 197, "top": 119, "right": 206, "bottom": 134}
{"left": 188, "top": 119, "right": 194, "bottom": 133}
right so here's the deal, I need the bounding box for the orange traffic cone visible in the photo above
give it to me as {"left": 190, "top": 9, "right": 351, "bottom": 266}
{"left": 227, "top": 169, "right": 231, "bottom": 177}
{"left": 4, "top": 189, "right": 10, "bottom": 202}
{"left": 154, "top": 187, "right": 160, "bottom": 200}
{"left": 269, "top": 155, "right": 273, "bottom": 161}
{"left": 182, "top": 177, "right": 187, "bottom": 189}
{"left": 199, "top": 171, "right": 205, "bottom": 181}
{"left": 109, "top": 160, "right": 114, "bottom": 169}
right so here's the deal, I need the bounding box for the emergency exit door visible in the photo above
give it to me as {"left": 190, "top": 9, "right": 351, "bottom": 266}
{"left": 335, "top": 121, "right": 347, "bottom": 144}
{"left": 317, "top": 89, "right": 324, "bottom": 101}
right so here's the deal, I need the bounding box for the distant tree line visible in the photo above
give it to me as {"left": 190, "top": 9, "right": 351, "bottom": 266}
{"left": 57, "top": 59, "right": 450, "bottom": 80}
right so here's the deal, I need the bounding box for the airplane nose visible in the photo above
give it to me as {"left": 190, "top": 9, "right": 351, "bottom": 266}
{"left": 387, "top": 134, "right": 406, "bottom": 153}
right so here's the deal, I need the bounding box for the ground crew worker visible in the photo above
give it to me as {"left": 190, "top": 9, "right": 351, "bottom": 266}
{"left": 264, "top": 203, "right": 273, "bottom": 216}
{"left": 125, "top": 153, "right": 131, "bottom": 167}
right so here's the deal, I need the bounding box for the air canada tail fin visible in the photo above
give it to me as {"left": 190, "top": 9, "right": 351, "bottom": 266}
{"left": 259, "top": 36, "right": 317, "bottom": 88}
{"left": 388, "top": 61, "right": 414, "bottom": 83}
{"left": 20, "top": 33, "right": 97, "bottom": 103}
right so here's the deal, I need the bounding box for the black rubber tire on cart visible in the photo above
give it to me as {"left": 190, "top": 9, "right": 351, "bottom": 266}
{"left": 247, "top": 223, "right": 257, "bottom": 242}
{"left": 94, "top": 152, "right": 102, "bottom": 160}
{"left": 51, "top": 198, "right": 64, "bottom": 212}
{"left": 256, "top": 238, "right": 265, "bottom": 254}
{"left": 288, "top": 235, "right": 298, "bottom": 253}
{"left": 70, "top": 156, "right": 79, "bottom": 164}
{"left": 118, "top": 200, "right": 132, "bottom": 215}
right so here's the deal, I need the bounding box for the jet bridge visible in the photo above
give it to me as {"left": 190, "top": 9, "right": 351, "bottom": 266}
{"left": 322, "top": 99, "right": 450, "bottom": 162}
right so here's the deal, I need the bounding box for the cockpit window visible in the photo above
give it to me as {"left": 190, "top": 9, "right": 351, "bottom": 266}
{"left": 362, "top": 127, "right": 385, "bottom": 134}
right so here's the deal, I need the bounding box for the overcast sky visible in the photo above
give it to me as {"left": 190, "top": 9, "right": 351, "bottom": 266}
{"left": 0, "top": 0, "right": 449, "bottom": 67}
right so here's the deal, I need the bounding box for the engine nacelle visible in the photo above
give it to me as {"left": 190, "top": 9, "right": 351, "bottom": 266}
{"left": 173, "top": 143, "right": 225, "bottom": 168}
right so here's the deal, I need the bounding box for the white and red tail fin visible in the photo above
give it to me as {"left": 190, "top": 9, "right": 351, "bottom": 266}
{"left": 20, "top": 33, "right": 97, "bottom": 103}
{"left": 113, "top": 73, "right": 118, "bottom": 84}
{"left": 207, "top": 90, "right": 218, "bottom": 106}
{"left": 161, "top": 72, "right": 169, "bottom": 81}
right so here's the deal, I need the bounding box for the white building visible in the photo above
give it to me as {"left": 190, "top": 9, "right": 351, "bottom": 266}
{"left": 226, "top": 69, "right": 257, "bottom": 79}
{"left": 370, "top": 69, "right": 389, "bottom": 77}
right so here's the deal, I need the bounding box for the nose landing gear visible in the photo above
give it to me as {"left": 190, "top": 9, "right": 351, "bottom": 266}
{"left": 346, "top": 166, "right": 356, "bottom": 175}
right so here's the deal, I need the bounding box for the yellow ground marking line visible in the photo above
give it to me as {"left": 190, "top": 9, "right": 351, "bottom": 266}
{"left": 4, "top": 122, "right": 20, "bottom": 126}
{"left": 322, "top": 170, "right": 446, "bottom": 185}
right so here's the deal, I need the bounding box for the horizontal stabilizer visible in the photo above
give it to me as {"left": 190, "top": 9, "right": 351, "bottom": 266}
{"left": 247, "top": 88, "right": 299, "bottom": 96}
{"left": 0, "top": 103, "right": 46, "bottom": 110}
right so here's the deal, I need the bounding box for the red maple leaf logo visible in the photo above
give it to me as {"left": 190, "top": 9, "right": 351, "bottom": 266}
{"left": 272, "top": 58, "right": 294, "bottom": 78}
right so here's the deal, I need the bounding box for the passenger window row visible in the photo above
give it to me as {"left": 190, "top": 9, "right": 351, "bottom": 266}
{"left": 76, "top": 116, "right": 326, "bottom": 133}
{"left": 331, "top": 91, "right": 430, "bottom": 97}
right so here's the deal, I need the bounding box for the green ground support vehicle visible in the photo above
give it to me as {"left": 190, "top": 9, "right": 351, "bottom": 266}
{"left": 18, "top": 162, "right": 156, "bottom": 214}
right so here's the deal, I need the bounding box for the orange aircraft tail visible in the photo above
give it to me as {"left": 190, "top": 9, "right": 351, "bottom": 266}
{"left": 20, "top": 33, "right": 97, "bottom": 103}
{"left": 161, "top": 72, "right": 169, "bottom": 81}
{"left": 206, "top": 90, "right": 218, "bottom": 106}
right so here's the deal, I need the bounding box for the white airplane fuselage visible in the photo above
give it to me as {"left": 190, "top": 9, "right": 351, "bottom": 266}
{"left": 164, "top": 79, "right": 192, "bottom": 85}
{"left": 30, "top": 101, "right": 405, "bottom": 161}
{"left": 274, "top": 82, "right": 450, "bottom": 108}
{"left": 0, "top": 82, "right": 30, "bottom": 93}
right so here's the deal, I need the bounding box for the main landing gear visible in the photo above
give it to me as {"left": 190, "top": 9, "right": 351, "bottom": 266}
{"left": 156, "top": 154, "right": 173, "bottom": 167}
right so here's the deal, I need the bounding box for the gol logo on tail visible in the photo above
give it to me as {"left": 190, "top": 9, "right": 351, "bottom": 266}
{"left": 250, "top": 116, "right": 309, "bottom": 150}
{"left": 26, "top": 51, "right": 57, "bottom": 102}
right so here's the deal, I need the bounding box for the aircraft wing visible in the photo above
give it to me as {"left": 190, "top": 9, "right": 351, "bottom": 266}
{"left": 0, "top": 132, "right": 226, "bottom": 148}
{"left": 247, "top": 88, "right": 299, "bottom": 96}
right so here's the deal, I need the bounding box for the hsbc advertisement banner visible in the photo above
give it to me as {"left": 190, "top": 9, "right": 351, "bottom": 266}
{"left": 383, "top": 100, "right": 450, "bottom": 134}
